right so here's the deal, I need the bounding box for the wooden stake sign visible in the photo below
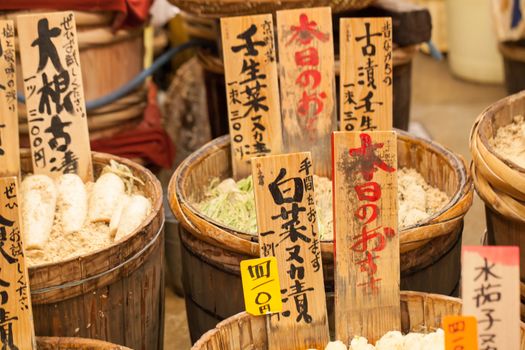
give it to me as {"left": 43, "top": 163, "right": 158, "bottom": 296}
{"left": 333, "top": 131, "right": 400, "bottom": 344}
{"left": 462, "top": 246, "right": 520, "bottom": 350}
{"left": 340, "top": 18, "right": 393, "bottom": 132}
{"left": 0, "top": 177, "right": 35, "bottom": 349}
{"left": 0, "top": 20, "right": 20, "bottom": 178}
{"left": 276, "top": 8, "right": 336, "bottom": 177}
{"left": 252, "top": 152, "right": 329, "bottom": 350}
{"left": 17, "top": 12, "right": 93, "bottom": 182}
{"left": 220, "top": 14, "right": 283, "bottom": 179}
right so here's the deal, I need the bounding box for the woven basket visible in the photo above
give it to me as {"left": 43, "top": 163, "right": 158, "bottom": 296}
{"left": 192, "top": 291, "right": 525, "bottom": 349}
{"left": 170, "top": 0, "right": 376, "bottom": 18}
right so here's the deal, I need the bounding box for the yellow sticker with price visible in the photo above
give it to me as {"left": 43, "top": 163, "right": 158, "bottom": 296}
{"left": 443, "top": 315, "right": 478, "bottom": 350}
{"left": 240, "top": 257, "right": 282, "bottom": 316}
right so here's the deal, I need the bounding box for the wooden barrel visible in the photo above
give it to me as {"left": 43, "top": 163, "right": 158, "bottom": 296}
{"left": 499, "top": 41, "right": 525, "bottom": 94}
{"left": 21, "top": 151, "right": 165, "bottom": 350}
{"left": 37, "top": 337, "right": 132, "bottom": 350}
{"left": 169, "top": 0, "right": 375, "bottom": 18}
{"left": 470, "top": 90, "right": 525, "bottom": 283}
{"left": 192, "top": 291, "right": 525, "bottom": 349}
{"left": 168, "top": 131, "right": 473, "bottom": 343}
{"left": 0, "top": 10, "right": 146, "bottom": 141}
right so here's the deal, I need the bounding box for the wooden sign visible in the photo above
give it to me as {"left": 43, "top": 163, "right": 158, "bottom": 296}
{"left": 0, "top": 21, "right": 20, "bottom": 178}
{"left": 252, "top": 152, "right": 329, "bottom": 350}
{"left": 240, "top": 256, "right": 283, "bottom": 316}
{"left": 462, "top": 246, "right": 520, "bottom": 350}
{"left": 333, "top": 131, "right": 400, "bottom": 344}
{"left": 0, "top": 177, "right": 35, "bottom": 349}
{"left": 443, "top": 315, "right": 479, "bottom": 350}
{"left": 276, "top": 8, "right": 336, "bottom": 177}
{"left": 17, "top": 12, "right": 93, "bottom": 182}
{"left": 340, "top": 18, "right": 393, "bottom": 132}
{"left": 220, "top": 14, "right": 283, "bottom": 179}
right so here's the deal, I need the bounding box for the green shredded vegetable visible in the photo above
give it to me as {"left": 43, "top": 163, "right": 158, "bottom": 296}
{"left": 102, "top": 160, "right": 144, "bottom": 194}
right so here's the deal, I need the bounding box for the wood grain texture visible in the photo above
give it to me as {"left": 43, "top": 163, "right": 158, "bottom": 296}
{"left": 276, "top": 7, "right": 336, "bottom": 177}
{"left": 220, "top": 14, "right": 282, "bottom": 178}
{"left": 252, "top": 152, "right": 329, "bottom": 350}
{"left": 17, "top": 12, "right": 93, "bottom": 181}
{"left": 333, "top": 131, "right": 400, "bottom": 344}
{"left": 0, "top": 20, "right": 20, "bottom": 178}
{"left": 0, "top": 177, "right": 35, "bottom": 349}
{"left": 462, "top": 246, "right": 520, "bottom": 350}
{"left": 340, "top": 18, "right": 392, "bottom": 132}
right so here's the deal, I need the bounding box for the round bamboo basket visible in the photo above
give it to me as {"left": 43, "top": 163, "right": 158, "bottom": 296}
{"left": 168, "top": 131, "right": 473, "bottom": 342}
{"left": 170, "top": 0, "right": 376, "bottom": 18}
{"left": 470, "top": 90, "right": 525, "bottom": 283}
{"left": 192, "top": 291, "right": 525, "bottom": 350}
{"left": 36, "top": 337, "right": 131, "bottom": 350}
{"left": 1, "top": 10, "right": 146, "bottom": 141}
{"left": 21, "top": 150, "right": 165, "bottom": 350}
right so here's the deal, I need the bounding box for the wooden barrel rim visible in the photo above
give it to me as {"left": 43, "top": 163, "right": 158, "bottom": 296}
{"left": 25, "top": 150, "right": 164, "bottom": 302}
{"left": 36, "top": 336, "right": 132, "bottom": 349}
{"left": 499, "top": 42, "right": 525, "bottom": 63}
{"left": 174, "top": 130, "right": 470, "bottom": 245}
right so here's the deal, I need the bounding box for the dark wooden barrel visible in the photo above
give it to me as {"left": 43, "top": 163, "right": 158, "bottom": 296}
{"left": 22, "top": 151, "right": 165, "bottom": 350}
{"left": 470, "top": 90, "right": 525, "bottom": 284}
{"left": 169, "top": 131, "right": 473, "bottom": 343}
{"left": 499, "top": 41, "right": 525, "bottom": 94}
{"left": 37, "top": 337, "right": 132, "bottom": 350}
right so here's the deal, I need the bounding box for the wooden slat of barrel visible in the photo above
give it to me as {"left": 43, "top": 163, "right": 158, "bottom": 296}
{"left": 21, "top": 151, "right": 165, "bottom": 350}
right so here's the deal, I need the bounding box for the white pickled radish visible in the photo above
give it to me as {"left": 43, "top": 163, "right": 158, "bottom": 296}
{"left": 325, "top": 341, "right": 347, "bottom": 350}
{"left": 109, "top": 194, "right": 130, "bottom": 237}
{"left": 56, "top": 174, "right": 87, "bottom": 234}
{"left": 88, "top": 173, "right": 125, "bottom": 223}
{"left": 21, "top": 175, "right": 57, "bottom": 249}
{"left": 114, "top": 195, "right": 151, "bottom": 241}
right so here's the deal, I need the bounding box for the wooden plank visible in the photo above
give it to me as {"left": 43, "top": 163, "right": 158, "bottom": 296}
{"left": 334, "top": 0, "right": 431, "bottom": 47}
{"left": 0, "top": 21, "right": 20, "bottom": 178}
{"left": 333, "top": 131, "right": 400, "bottom": 344}
{"left": 0, "top": 177, "right": 36, "bottom": 349}
{"left": 462, "top": 246, "right": 520, "bottom": 350}
{"left": 276, "top": 8, "right": 336, "bottom": 177}
{"left": 221, "top": 14, "right": 283, "bottom": 179}
{"left": 17, "top": 12, "right": 93, "bottom": 181}
{"left": 252, "top": 152, "right": 329, "bottom": 350}
{"left": 340, "top": 18, "right": 393, "bottom": 132}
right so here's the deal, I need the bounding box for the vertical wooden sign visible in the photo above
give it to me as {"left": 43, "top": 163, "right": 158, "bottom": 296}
{"left": 340, "top": 18, "right": 393, "bottom": 132}
{"left": 17, "top": 12, "right": 93, "bottom": 182}
{"left": 0, "top": 21, "right": 20, "bottom": 178}
{"left": 276, "top": 8, "right": 336, "bottom": 177}
{"left": 0, "top": 177, "right": 35, "bottom": 349}
{"left": 333, "top": 131, "right": 400, "bottom": 344}
{"left": 462, "top": 246, "right": 520, "bottom": 350}
{"left": 221, "top": 14, "right": 283, "bottom": 179}
{"left": 252, "top": 152, "right": 329, "bottom": 350}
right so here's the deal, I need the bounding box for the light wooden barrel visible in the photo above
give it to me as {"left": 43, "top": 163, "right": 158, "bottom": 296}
{"left": 168, "top": 131, "right": 473, "bottom": 343}
{"left": 192, "top": 291, "right": 525, "bottom": 349}
{"left": 37, "top": 337, "right": 132, "bottom": 350}
{"left": 0, "top": 10, "right": 146, "bottom": 141}
{"left": 21, "top": 151, "right": 165, "bottom": 350}
{"left": 470, "top": 90, "right": 525, "bottom": 283}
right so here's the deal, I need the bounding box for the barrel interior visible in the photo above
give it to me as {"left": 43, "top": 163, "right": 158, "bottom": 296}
{"left": 179, "top": 131, "right": 465, "bottom": 237}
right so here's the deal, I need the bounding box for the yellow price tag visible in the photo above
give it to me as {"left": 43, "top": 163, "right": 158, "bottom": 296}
{"left": 240, "top": 257, "right": 282, "bottom": 316}
{"left": 443, "top": 315, "right": 478, "bottom": 350}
